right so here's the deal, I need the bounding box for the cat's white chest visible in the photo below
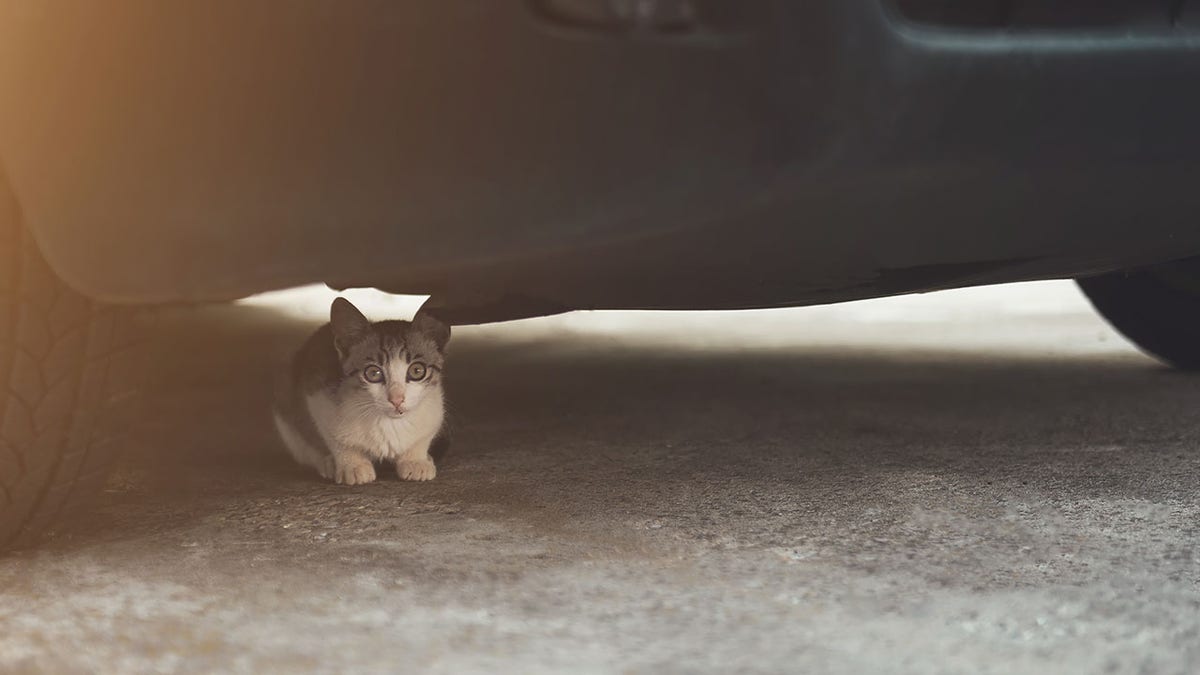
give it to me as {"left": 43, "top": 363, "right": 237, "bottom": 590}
{"left": 306, "top": 390, "right": 442, "bottom": 461}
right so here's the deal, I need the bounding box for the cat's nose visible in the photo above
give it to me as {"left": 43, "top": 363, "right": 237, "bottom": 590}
{"left": 388, "top": 395, "right": 405, "bottom": 411}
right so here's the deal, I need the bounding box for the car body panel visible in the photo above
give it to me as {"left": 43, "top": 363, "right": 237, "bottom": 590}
{"left": 3, "top": 1, "right": 1200, "bottom": 319}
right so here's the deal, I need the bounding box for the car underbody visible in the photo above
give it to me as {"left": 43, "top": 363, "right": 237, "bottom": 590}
{"left": 2, "top": 1, "right": 1200, "bottom": 324}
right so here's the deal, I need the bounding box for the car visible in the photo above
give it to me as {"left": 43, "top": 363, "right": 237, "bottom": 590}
{"left": 3, "top": 0, "right": 1200, "bottom": 548}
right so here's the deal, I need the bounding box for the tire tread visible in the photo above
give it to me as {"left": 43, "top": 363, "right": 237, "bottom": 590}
{"left": 0, "top": 189, "right": 147, "bottom": 549}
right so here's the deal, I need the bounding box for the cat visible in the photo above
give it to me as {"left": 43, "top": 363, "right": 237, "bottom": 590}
{"left": 273, "top": 297, "right": 450, "bottom": 485}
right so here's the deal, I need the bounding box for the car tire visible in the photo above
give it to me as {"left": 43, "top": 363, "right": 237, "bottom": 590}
{"left": 1, "top": 186, "right": 150, "bottom": 550}
{"left": 1077, "top": 259, "right": 1200, "bottom": 370}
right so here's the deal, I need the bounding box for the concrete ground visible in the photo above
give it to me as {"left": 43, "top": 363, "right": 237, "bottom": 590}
{"left": 1, "top": 281, "right": 1198, "bottom": 674}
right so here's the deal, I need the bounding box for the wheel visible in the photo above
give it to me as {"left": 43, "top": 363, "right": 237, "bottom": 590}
{"left": 1, "top": 181, "right": 149, "bottom": 550}
{"left": 1077, "top": 257, "right": 1200, "bottom": 370}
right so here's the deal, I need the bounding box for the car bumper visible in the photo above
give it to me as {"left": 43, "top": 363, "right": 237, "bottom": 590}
{"left": 3, "top": 1, "right": 1200, "bottom": 314}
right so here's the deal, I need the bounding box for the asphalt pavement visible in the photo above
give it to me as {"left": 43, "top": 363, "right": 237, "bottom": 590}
{"left": 0, "top": 281, "right": 1197, "bottom": 674}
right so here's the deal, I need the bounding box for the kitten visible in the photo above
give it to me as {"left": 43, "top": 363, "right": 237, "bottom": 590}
{"left": 273, "top": 297, "right": 450, "bottom": 485}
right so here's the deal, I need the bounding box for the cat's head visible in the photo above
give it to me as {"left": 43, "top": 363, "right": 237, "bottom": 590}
{"left": 328, "top": 297, "right": 450, "bottom": 418}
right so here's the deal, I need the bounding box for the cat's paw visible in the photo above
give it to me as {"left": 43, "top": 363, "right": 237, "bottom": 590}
{"left": 396, "top": 457, "right": 437, "bottom": 482}
{"left": 333, "top": 457, "right": 376, "bottom": 485}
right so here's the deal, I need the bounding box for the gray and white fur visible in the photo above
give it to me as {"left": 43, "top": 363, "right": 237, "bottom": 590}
{"left": 273, "top": 297, "right": 450, "bottom": 484}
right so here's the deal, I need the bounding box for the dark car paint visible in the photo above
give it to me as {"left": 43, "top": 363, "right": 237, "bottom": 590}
{"left": 2, "top": 1, "right": 1200, "bottom": 322}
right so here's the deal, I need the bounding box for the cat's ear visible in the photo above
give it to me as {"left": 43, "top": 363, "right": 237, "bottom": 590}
{"left": 330, "top": 297, "right": 371, "bottom": 356}
{"left": 412, "top": 309, "right": 451, "bottom": 352}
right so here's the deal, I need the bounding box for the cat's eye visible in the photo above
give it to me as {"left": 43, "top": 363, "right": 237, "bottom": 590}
{"left": 363, "top": 365, "right": 385, "bottom": 384}
{"left": 406, "top": 362, "right": 427, "bottom": 381}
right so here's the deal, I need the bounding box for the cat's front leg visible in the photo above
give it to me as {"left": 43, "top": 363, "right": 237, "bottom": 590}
{"left": 395, "top": 436, "right": 436, "bottom": 482}
{"left": 331, "top": 446, "right": 376, "bottom": 485}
